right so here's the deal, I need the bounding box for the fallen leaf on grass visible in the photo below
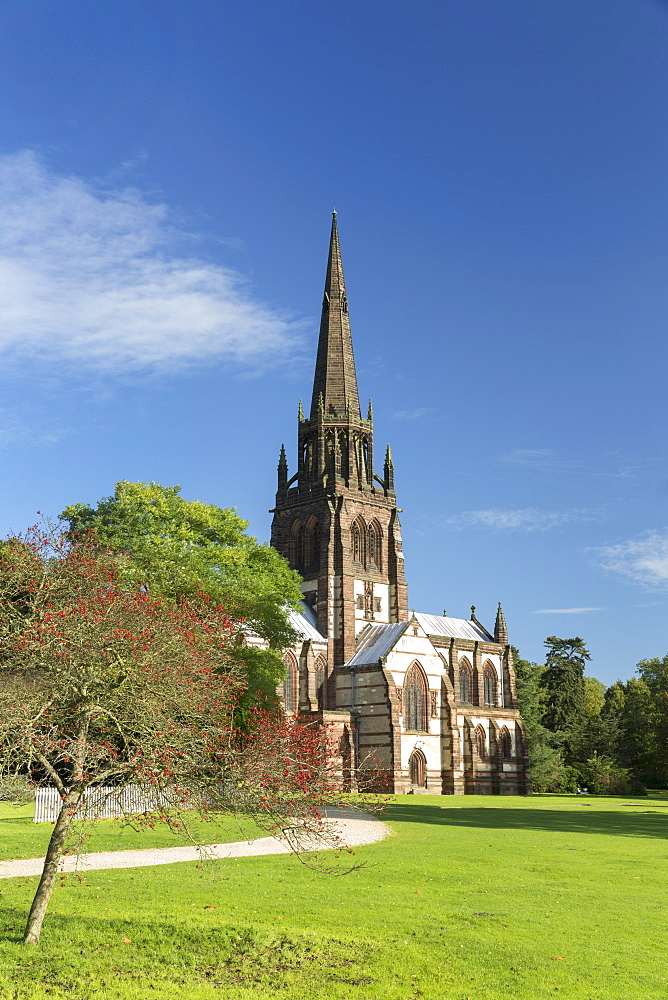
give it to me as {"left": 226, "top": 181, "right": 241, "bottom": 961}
{"left": 122, "top": 936, "right": 132, "bottom": 944}
{"left": 552, "top": 956, "right": 564, "bottom": 960}
{"left": 204, "top": 906, "right": 215, "bottom": 910}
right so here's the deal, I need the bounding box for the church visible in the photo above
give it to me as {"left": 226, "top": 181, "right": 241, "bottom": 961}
{"left": 265, "top": 214, "right": 530, "bottom": 795}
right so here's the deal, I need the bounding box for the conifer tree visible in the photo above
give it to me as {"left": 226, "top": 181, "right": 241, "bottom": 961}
{"left": 540, "top": 636, "right": 590, "bottom": 739}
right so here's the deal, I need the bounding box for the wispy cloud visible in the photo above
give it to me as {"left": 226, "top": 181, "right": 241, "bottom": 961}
{"left": 393, "top": 407, "right": 431, "bottom": 420}
{"left": 497, "top": 449, "right": 578, "bottom": 473}
{"left": 589, "top": 531, "right": 668, "bottom": 590}
{"left": 530, "top": 607, "right": 602, "bottom": 615}
{"left": 0, "top": 151, "right": 305, "bottom": 375}
{"left": 446, "top": 507, "right": 596, "bottom": 532}
{"left": 0, "top": 408, "right": 63, "bottom": 448}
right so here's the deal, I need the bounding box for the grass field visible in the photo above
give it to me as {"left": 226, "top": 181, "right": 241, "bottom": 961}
{"left": 0, "top": 803, "right": 266, "bottom": 861}
{"left": 0, "top": 794, "right": 666, "bottom": 999}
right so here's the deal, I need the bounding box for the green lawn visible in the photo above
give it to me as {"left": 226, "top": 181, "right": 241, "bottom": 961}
{"left": 0, "top": 795, "right": 667, "bottom": 999}
{"left": 0, "top": 802, "right": 266, "bottom": 861}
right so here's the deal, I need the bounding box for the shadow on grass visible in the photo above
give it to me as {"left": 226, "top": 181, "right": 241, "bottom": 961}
{"left": 386, "top": 803, "right": 668, "bottom": 839}
{"left": 0, "top": 910, "right": 365, "bottom": 992}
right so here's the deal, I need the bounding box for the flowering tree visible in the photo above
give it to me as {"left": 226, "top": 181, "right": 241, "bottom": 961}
{"left": 0, "top": 527, "right": 347, "bottom": 945}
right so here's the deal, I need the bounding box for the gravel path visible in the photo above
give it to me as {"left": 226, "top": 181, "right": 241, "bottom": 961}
{"left": 0, "top": 809, "right": 390, "bottom": 879}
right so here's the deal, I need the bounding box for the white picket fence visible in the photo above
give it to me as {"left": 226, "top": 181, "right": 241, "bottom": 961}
{"left": 34, "top": 785, "right": 169, "bottom": 823}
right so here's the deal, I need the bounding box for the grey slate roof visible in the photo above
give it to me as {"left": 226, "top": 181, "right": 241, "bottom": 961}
{"left": 345, "top": 611, "right": 496, "bottom": 667}
{"left": 288, "top": 604, "right": 327, "bottom": 643}
{"left": 414, "top": 613, "right": 492, "bottom": 642}
{"left": 345, "top": 622, "right": 409, "bottom": 666}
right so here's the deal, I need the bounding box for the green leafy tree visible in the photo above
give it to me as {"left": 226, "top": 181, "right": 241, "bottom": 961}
{"left": 617, "top": 677, "right": 658, "bottom": 782}
{"left": 636, "top": 654, "right": 668, "bottom": 695}
{"left": 512, "top": 647, "right": 568, "bottom": 792}
{"left": 568, "top": 676, "right": 609, "bottom": 769}
{"left": 540, "top": 636, "right": 590, "bottom": 744}
{"left": 599, "top": 680, "right": 626, "bottom": 760}
{"left": 60, "top": 482, "right": 305, "bottom": 712}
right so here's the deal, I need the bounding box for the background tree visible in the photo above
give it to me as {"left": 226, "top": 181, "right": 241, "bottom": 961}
{"left": 599, "top": 681, "right": 626, "bottom": 759}
{"left": 568, "top": 676, "right": 608, "bottom": 766}
{"left": 512, "top": 647, "right": 568, "bottom": 791}
{"left": 617, "top": 675, "right": 662, "bottom": 787}
{"left": 0, "top": 527, "right": 345, "bottom": 945}
{"left": 540, "top": 636, "right": 590, "bottom": 746}
{"left": 60, "top": 482, "right": 305, "bottom": 711}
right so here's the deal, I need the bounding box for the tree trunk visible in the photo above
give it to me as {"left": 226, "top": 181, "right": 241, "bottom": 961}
{"left": 23, "top": 788, "right": 83, "bottom": 945}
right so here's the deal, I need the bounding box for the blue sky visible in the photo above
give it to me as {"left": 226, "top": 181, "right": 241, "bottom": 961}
{"left": 1, "top": 0, "right": 667, "bottom": 684}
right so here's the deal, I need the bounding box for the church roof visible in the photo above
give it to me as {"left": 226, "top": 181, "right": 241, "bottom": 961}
{"left": 346, "top": 621, "right": 409, "bottom": 666}
{"left": 287, "top": 603, "right": 327, "bottom": 643}
{"left": 414, "top": 613, "right": 493, "bottom": 642}
{"left": 345, "top": 612, "right": 495, "bottom": 667}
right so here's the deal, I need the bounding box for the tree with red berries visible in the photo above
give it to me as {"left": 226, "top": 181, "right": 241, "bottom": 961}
{"left": 0, "top": 527, "right": 346, "bottom": 945}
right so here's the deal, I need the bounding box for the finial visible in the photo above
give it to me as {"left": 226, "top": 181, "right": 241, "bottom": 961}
{"left": 298, "top": 399, "right": 304, "bottom": 421}
{"left": 332, "top": 208, "right": 337, "bottom": 215}
{"left": 470, "top": 605, "right": 476, "bottom": 620}
{"left": 442, "top": 609, "right": 447, "bottom": 617}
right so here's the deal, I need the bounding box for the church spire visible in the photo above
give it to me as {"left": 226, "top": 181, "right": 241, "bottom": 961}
{"left": 309, "top": 213, "right": 361, "bottom": 421}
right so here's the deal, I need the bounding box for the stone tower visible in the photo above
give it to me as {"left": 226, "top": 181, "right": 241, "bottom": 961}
{"left": 270, "top": 213, "right": 409, "bottom": 678}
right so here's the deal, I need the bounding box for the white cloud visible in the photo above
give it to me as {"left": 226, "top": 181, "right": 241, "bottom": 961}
{"left": 393, "top": 407, "right": 431, "bottom": 420}
{"left": 589, "top": 531, "right": 668, "bottom": 590}
{"left": 0, "top": 151, "right": 305, "bottom": 374}
{"left": 447, "top": 507, "right": 595, "bottom": 532}
{"left": 530, "top": 607, "right": 602, "bottom": 615}
{"left": 497, "top": 449, "right": 578, "bottom": 473}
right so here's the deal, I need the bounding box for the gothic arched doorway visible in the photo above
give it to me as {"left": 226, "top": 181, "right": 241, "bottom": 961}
{"left": 408, "top": 748, "right": 427, "bottom": 788}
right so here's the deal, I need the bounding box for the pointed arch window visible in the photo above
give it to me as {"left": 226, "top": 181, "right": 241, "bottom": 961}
{"left": 367, "top": 520, "right": 382, "bottom": 571}
{"left": 475, "top": 725, "right": 487, "bottom": 760}
{"left": 314, "top": 655, "right": 327, "bottom": 711}
{"left": 304, "top": 517, "right": 320, "bottom": 575}
{"left": 283, "top": 652, "right": 299, "bottom": 714}
{"left": 404, "top": 662, "right": 428, "bottom": 732}
{"left": 351, "top": 517, "right": 365, "bottom": 565}
{"left": 291, "top": 520, "right": 304, "bottom": 573}
{"left": 500, "top": 727, "right": 512, "bottom": 758}
{"left": 459, "top": 659, "right": 473, "bottom": 704}
{"left": 483, "top": 662, "right": 498, "bottom": 707}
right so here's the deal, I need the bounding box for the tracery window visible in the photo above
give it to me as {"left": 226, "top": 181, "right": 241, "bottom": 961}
{"left": 475, "top": 725, "right": 487, "bottom": 760}
{"left": 404, "top": 662, "right": 428, "bottom": 732}
{"left": 283, "top": 652, "right": 298, "bottom": 714}
{"left": 367, "top": 520, "right": 382, "bottom": 571}
{"left": 483, "top": 662, "right": 498, "bottom": 707}
{"left": 459, "top": 659, "right": 473, "bottom": 704}
{"left": 351, "top": 517, "right": 365, "bottom": 565}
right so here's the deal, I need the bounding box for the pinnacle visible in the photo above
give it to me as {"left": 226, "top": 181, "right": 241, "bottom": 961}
{"left": 494, "top": 602, "right": 508, "bottom": 642}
